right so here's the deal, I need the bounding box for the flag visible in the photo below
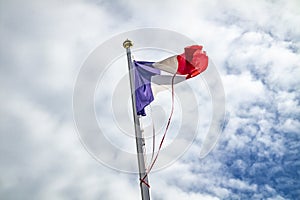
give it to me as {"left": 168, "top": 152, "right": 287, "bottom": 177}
{"left": 134, "top": 45, "right": 208, "bottom": 116}
{"left": 134, "top": 61, "right": 160, "bottom": 116}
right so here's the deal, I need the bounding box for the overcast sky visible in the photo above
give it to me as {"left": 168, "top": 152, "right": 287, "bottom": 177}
{"left": 1, "top": 0, "right": 300, "bottom": 199}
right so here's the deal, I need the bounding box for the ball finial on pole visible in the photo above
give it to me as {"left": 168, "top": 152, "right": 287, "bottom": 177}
{"left": 123, "top": 39, "right": 133, "bottom": 49}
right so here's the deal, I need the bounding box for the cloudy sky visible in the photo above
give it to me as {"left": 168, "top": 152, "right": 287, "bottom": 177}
{"left": 1, "top": 0, "right": 300, "bottom": 199}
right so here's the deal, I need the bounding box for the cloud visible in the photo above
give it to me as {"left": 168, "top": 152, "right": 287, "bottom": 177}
{"left": 1, "top": 0, "right": 299, "bottom": 199}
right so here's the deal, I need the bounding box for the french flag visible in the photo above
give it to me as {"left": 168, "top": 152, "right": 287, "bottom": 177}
{"left": 134, "top": 45, "right": 209, "bottom": 116}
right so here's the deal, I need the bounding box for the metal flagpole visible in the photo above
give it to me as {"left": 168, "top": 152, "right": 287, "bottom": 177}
{"left": 123, "top": 39, "right": 151, "bottom": 200}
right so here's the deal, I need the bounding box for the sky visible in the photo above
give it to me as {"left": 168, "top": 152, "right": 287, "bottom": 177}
{"left": 1, "top": 0, "right": 300, "bottom": 199}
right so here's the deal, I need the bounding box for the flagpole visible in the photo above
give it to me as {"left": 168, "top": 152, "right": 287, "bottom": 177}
{"left": 123, "top": 39, "right": 151, "bottom": 200}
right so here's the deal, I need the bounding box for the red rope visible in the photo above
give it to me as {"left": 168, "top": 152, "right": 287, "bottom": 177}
{"left": 141, "top": 73, "right": 176, "bottom": 187}
{"left": 140, "top": 178, "right": 151, "bottom": 188}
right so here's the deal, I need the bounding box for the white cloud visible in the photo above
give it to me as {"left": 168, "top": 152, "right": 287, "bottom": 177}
{"left": 1, "top": 0, "right": 299, "bottom": 199}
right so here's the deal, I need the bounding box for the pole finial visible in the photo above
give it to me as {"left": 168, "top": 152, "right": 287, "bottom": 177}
{"left": 123, "top": 39, "right": 133, "bottom": 49}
